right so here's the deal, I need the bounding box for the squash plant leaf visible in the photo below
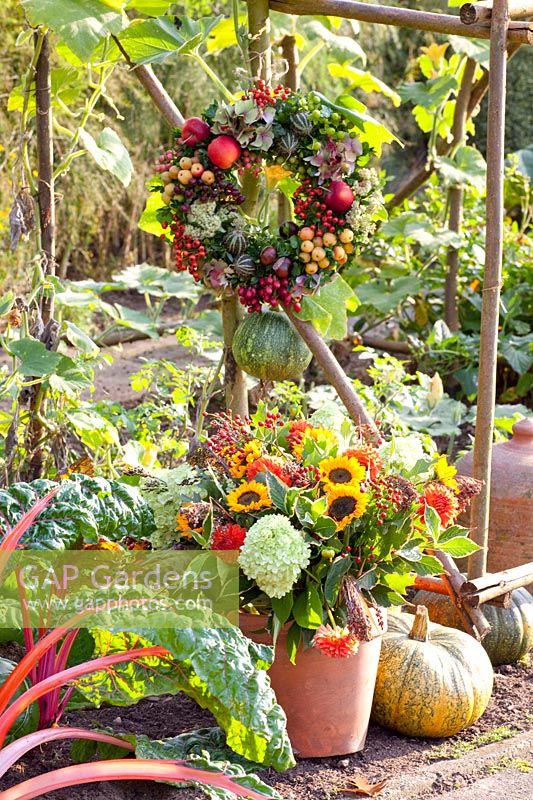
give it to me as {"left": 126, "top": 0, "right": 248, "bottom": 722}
{"left": 20, "top": 0, "right": 127, "bottom": 62}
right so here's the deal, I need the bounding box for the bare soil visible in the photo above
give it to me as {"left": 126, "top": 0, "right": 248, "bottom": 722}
{"left": 0, "top": 657, "right": 531, "bottom": 800}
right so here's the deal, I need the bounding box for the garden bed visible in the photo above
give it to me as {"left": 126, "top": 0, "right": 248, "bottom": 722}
{"left": 0, "top": 648, "right": 530, "bottom": 800}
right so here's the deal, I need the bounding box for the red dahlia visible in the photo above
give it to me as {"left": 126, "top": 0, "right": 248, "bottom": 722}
{"left": 210, "top": 523, "right": 247, "bottom": 551}
{"left": 418, "top": 482, "right": 459, "bottom": 528}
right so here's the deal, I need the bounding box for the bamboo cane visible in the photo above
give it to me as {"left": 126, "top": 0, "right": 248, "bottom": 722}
{"left": 461, "top": 1, "right": 533, "bottom": 24}
{"left": 269, "top": 1, "right": 533, "bottom": 43}
{"left": 468, "top": 0, "right": 510, "bottom": 580}
{"left": 444, "top": 58, "right": 477, "bottom": 331}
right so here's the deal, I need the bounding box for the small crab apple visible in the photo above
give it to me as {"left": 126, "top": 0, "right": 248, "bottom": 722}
{"left": 207, "top": 135, "right": 241, "bottom": 169}
{"left": 300, "top": 240, "right": 314, "bottom": 253}
{"left": 323, "top": 232, "right": 337, "bottom": 247}
{"left": 339, "top": 228, "right": 354, "bottom": 243}
{"left": 299, "top": 226, "right": 315, "bottom": 241}
{"left": 179, "top": 156, "right": 193, "bottom": 170}
{"left": 201, "top": 170, "right": 215, "bottom": 185}
{"left": 168, "top": 165, "right": 180, "bottom": 179}
{"left": 306, "top": 262, "right": 318, "bottom": 274}
{"left": 324, "top": 180, "right": 355, "bottom": 213}
{"left": 191, "top": 163, "right": 205, "bottom": 177}
{"left": 177, "top": 169, "right": 192, "bottom": 185}
{"left": 163, "top": 182, "right": 176, "bottom": 196}
{"left": 181, "top": 117, "right": 211, "bottom": 145}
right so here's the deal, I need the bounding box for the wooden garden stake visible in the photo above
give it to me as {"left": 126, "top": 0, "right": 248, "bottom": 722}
{"left": 248, "top": 0, "right": 272, "bottom": 83}
{"left": 468, "top": 0, "right": 510, "bottom": 579}
{"left": 278, "top": 35, "right": 298, "bottom": 225}
{"left": 461, "top": 1, "right": 533, "bottom": 24}
{"left": 444, "top": 58, "right": 477, "bottom": 331}
{"left": 269, "top": 0, "right": 533, "bottom": 43}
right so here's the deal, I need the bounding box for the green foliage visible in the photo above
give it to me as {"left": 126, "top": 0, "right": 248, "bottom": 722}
{"left": 75, "top": 627, "right": 295, "bottom": 771}
{"left": 0, "top": 474, "right": 155, "bottom": 549}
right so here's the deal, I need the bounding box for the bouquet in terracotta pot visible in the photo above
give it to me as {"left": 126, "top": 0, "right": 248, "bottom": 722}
{"left": 146, "top": 405, "right": 481, "bottom": 660}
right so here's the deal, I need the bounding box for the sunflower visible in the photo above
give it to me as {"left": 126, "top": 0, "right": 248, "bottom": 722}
{"left": 227, "top": 480, "right": 272, "bottom": 513}
{"left": 228, "top": 440, "right": 262, "bottom": 479}
{"left": 326, "top": 485, "right": 369, "bottom": 530}
{"left": 319, "top": 455, "right": 366, "bottom": 490}
{"left": 434, "top": 454, "right": 459, "bottom": 492}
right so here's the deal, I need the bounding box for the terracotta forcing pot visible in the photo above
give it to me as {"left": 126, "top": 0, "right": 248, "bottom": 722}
{"left": 240, "top": 613, "right": 384, "bottom": 758}
{"left": 456, "top": 417, "right": 533, "bottom": 584}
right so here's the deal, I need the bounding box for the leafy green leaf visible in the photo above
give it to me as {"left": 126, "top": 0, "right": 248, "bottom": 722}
{"left": 285, "top": 623, "right": 301, "bottom": 665}
{"left": 265, "top": 473, "right": 288, "bottom": 513}
{"left": 356, "top": 276, "right": 423, "bottom": 314}
{"left": 328, "top": 63, "right": 401, "bottom": 106}
{"left": 116, "top": 15, "right": 223, "bottom": 64}
{"left": 292, "top": 585, "right": 323, "bottom": 629}
{"left": 126, "top": 0, "right": 173, "bottom": 14}
{"left": 371, "top": 584, "right": 405, "bottom": 607}
{"left": 398, "top": 74, "right": 458, "bottom": 109}
{"left": 436, "top": 146, "right": 486, "bottom": 190}
{"left": 410, "top": 555, "right": 445, "bottom": 576}
{"left": 437, "top": 537, "right": 481, "bottom": 557}
{"left": 79, "top": 127, "right": 133, "bottom": 186}
{"left": 296, "top": 274, "right": 358, "bottom": 339}
{"left": 0, "top": 293, "right": 15, "bottom": 317}
{"left": 303, "top": 20, "right": 366, "bottom": 63}
{"left": 271, "top": 592, "right": 293, "bottom": 626}
{"left": 48, "top": 356, "right": 93, "bottom": 397}
{"left": 324, "top": 556, "right": 351, "bottom": 605}
{"left": 449, "top": 36, "right": 490, "bottom": 66}
{"left": 9, "top": 338, "right": 62, "bottom": 377}
{"left": 20, "top": 0, "right": 127, "bottom": 61}
{"left": 64, "top": 321, "right": 99, "bottom": 355}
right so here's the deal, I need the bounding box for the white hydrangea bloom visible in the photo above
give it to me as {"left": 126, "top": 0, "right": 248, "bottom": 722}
{"left": 238, "top": 514, "right": 310, "bottom": 599}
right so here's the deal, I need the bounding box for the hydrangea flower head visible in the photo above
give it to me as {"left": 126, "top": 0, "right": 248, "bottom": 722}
{"left": 238, "top": 514, "right": 310, "bottom": 598}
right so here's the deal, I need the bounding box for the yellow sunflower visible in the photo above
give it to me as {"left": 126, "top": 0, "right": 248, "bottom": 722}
{"left": 293, "top": 427, "right": 338, "bottom": 460}
{"left": 434, "top": 454, "right": 458, "bottom": 492}
{"left": 326, "top": 485, "right": 369, "bottom": 530}
{"left": 319, "top": 455, "right": 366, "bottom": 491}
{"left": 228, "top": 440, "right": 262, "bottom": 479}
{"left": 227, "top": 480, "right": 272, "bottom": 513}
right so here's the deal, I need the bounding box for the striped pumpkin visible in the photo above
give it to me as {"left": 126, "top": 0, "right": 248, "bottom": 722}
{"left": 371, "top": 607, "right": 493, "bottom": 738}
{"left": 413, "top": 588, "right": 533, "bottom": 666}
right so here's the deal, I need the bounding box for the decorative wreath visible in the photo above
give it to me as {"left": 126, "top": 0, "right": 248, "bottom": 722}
{"left": 152, "top": 82, "right": 385, "bottom": 314}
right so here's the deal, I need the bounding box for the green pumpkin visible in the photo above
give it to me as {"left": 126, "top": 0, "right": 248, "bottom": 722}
{"left": 413, "top": 587, "right": 533, "bottom": 666}
{"left": 0, "top": 657, "right": 39, "bottom": 741}
{"left": 372, "top": 607, "right": 493, "bottom": 738}
{"left": 232, "top": 311, "right": 312, "bottom": 381}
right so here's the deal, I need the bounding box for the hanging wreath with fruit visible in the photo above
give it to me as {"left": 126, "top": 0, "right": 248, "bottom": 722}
{"left": 151, "top": 83, "right": 386, "bottom": 318}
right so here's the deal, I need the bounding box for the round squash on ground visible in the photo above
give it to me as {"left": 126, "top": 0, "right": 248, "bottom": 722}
{"left": 371, "top": 606, "right": 493, "bottom": 738}
{"left": 413, "top": 587, "right": 533, "bottom": 666}
{"left": 232, "top": 311, "right": 312, "bottom": 381}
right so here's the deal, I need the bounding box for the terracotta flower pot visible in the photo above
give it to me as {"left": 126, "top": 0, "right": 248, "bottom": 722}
{"left": 240, "top": 613, "right": 384, "bottom": 758}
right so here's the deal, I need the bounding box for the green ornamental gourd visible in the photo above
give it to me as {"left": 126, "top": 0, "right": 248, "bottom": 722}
{"left": 413, "top": 587, "right": 533, "bottom": 666}
{"left": 0, "top": 657, "right": 39, "bottom": 741}
{"left": 371, "top": 606, "right": 493, "bottom": 738}
{"left": 232, "top": 311, "right": 312, "bottom": 381}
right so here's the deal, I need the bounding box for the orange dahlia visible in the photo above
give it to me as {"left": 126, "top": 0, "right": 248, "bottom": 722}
{"left": 312, "top": 624, "right": 359, "bottom": 658}
{"left": 246, "top": 457, "right": 291, "bottom": 486}
{"left": 418, "top": 482, "right": 459, "bottom": 528}
{"left": 343, "top": 443, "right": 382, "bottom": 481}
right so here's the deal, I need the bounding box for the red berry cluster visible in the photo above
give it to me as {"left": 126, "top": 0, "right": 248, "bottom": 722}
{"left": 246, "top": 81, "right": 291, "bottom": 108}
{"left": 208, "top": 412, "right": 253, "bottom": 457}
{"left": 256, "top": 410, "right": 282, "bottom": 429}
{"left": 294, "top": 180, "right": 345, "bottom": 232}
{"left": 168, "top": 221, "right": 207, "bottom": 280}
{"left": 237, "top": 274, "right": 301, "bottom": 315}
